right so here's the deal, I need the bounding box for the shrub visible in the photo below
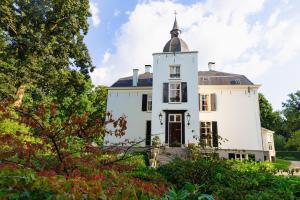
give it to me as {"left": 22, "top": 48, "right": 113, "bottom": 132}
{"left": 157, "top": 158, "right": 300, "bottom": 200}
{"left": 0, "top": 164, "right": 168, "bottom": 199}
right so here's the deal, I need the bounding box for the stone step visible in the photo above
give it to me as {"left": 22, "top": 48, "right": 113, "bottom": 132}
{"left": 156, "top": 147, "right": 188, "bottom": 165}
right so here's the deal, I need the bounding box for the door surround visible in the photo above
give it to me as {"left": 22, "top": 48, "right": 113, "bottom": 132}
{"left": 163, "top": 110, "right": 187, "bottom": 146}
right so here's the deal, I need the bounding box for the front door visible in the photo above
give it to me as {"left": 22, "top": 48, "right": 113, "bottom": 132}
{"left": 169, "top": 114, "right": 182, "bottom": 147}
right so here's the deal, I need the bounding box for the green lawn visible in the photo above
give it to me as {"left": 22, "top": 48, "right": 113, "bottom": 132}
{"left": 273, "top": 159, "right": 291, "bottom": 170}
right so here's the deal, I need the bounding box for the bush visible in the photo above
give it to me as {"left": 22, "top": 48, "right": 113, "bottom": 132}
{"left": 157, "top": 158, "right": 300, "bottom": 200}
{"left": 0, "top": 164, "right": 168, "bottom": 199}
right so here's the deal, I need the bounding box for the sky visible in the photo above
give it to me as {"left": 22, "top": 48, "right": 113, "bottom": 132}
{"left": 85, "top": 0, "right": 300, "bottom": 111}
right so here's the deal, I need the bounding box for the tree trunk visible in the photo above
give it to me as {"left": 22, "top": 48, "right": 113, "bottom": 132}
{"left": 14, "top": 84, "right": 26, "bottom": 108}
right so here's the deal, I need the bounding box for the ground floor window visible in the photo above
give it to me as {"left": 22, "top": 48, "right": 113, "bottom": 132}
{"left": 200, "top": 121, "right": 212, "bottom": 147}
{"left": 228, "top": 153, "right": 250, "bottom": 160}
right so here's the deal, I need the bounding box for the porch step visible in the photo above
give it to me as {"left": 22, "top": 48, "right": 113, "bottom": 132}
{"left": 156, "top": 147, "right": 188, "bottom": 165}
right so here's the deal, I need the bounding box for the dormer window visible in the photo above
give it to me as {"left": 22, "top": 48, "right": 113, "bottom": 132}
{"left": 170, "top": 65, "right": 180, "bottom": 78}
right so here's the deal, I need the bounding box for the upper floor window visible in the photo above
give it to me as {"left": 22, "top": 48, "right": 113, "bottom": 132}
{"left": 199, "top": 94, "right": 216, "bottom": 111}
{"left": 170, "top": 65, "right": 180, "bottom": 78}
{"left": 142, "top": 94, "right": 152, "bottom": 112}
{"left": 200, "top": 94, "right": 210, "bottom": 111}
{"left": 169, "top": 82, "right": 181, "bottom": 102}
{"left": 147, "top": 94, "right": 152, "bottom": 111}
{"left": 268, "top": 142, "right": 273, "bottom": 150}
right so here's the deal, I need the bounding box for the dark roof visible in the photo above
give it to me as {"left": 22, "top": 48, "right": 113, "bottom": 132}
{"left": 110, "top": 70, "right": 253, "bottom": 87}
{"left": 163, "top": 37, "right": 189, "bottom": 52}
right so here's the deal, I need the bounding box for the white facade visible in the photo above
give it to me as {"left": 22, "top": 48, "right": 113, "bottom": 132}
{"left": 199, "top": 85, "right": 262, "bottom": 151}
{"left": 105, "top": 87, "right": 152, "bottom": 144}
{"left": 151, "top": 52, "right": 199, "bottom": 146}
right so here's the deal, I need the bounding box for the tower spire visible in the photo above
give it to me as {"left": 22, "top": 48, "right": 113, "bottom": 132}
{"left": 170, "top": 11, "right": 181, "bottom": 38}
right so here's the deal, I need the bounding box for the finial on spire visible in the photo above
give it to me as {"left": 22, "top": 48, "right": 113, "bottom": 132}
{"left": 174, "top": 10, "right": 177, "bottom": 17}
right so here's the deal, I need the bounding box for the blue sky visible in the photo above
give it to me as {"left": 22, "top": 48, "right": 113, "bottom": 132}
{"left": 84, "top": 0, "right": 300, "bottom": 111}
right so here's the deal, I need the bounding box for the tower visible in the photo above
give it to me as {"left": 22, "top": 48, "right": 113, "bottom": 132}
{"left": 151, "top": 15, "right": 199, "bottom": 146}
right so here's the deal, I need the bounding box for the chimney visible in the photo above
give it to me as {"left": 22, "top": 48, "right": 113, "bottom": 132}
{"left": 132, "top": 69, "right": 139, "bottom": 86}
{"left": 208, "top": 62, "right": 215, "bottom": 71}
{"left": 145, "top": 65, "right": 151, "bottom": 73}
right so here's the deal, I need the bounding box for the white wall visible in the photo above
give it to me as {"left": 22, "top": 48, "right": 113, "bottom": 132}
{"left": 151, "top": 52, "right": 199, "bottom": 145}
{"left": 199, "top": 85, "right": 263, "bottom": 151}
{"left": 262, "top": 129, "right": 276, "bottom": 157}
{"left": 105, "top": 88, "right": 152, "bottom": 145}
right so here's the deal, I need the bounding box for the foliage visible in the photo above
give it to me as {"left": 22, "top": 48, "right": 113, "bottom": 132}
{"left": 282, "top": 91, "right": 300, "bottom": 137}
{"left": 274, "top": 134, "right": 287, "bottom": 151}
{"left": 273, "top": 159, "right": 291, "bottom": 170}
{"left": 259, "top": 93, "right": 277, "bottom": 130}
{"left": 0, "top": 164, "right": 167, "bottom": 199}
{"left": 0, "top": 101, "right": 127, "bottom": 174}
{"left": 285, "top": 130, "right": 300, "bottom": 151}
{"left": 0, "top": 0, "right": 93, "bottom": 104}
{"left": 276, "top": 151, "right": 300, "bottom": 161}
{"left": 158, "top": 158, "right": 300, "bottom": 200}
{"left": 161, "top": 183, "right": 214, "bottom": 200}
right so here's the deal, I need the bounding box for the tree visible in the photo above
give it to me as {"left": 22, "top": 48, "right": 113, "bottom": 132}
{"left": 258, "top": 93, "right": 277, "bottom": 130}
{"left": 285, "top": 130, "right": 300, "bottom": 151}
{"left": 0, "top": 100, "right": 127, "bottom": 174}
{"left": 282, "top": 91, "right": 300, "bottom": 136}
{"left": 0, "top": 0, "right": 94, "bottom": 106}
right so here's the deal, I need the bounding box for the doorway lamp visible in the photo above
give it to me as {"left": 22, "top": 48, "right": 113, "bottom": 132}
{"left": 186, "top": 112, "right": 191, "bottom": 126}
{"left": 159, "top": 112, "right": 163, "bottom": 125}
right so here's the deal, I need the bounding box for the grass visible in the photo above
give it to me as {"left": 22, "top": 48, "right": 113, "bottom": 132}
{"left": 273, "top": 159, "right": 291, "bottom": 170}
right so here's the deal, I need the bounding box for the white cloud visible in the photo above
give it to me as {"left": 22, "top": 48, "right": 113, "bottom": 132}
{"left": 90, "top": 2, "right": 101, "bottom": 27}
{"left": 114, "top": 9, "right": 121, "bottom": 17}
{"left": 90, "top": 0, "right": 300, "bottom": 109}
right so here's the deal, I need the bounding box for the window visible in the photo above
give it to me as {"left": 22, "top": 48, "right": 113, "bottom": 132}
{"left": 268, "top": 142, "right": 272, "bottom": 150}
{"left": 169, "top": 82, "right": 181, "bottom": 102}
{"left": 170, "top": 65, "right": 180, "bottom": 78}
{"left": 200, "top": 121, "right": 212, "bottom": 147}
{"left": 147, "top": 94, "right": 152, "bottom": 111}
{"left": 169, "top": 114, "right": 181, "bottom": 122}
{"left": 200, "top": 94, "right": 210, "bottom": 111}
{"left": 230, "top": 79, "right": 241, "bottom": 85}
{"left": 228, "top": 153, "right": 235, "bottom": 159}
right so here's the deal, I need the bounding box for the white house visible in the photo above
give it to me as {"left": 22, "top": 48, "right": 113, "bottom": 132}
{"left": 105, "top": 17, "right": 275, "bottom": 161}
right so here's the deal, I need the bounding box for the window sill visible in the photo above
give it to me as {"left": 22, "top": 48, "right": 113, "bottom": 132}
{"left": 169, "top": 78, "right": 181, "bottom": 81}
{"left": 168, "top": 102, "right": 182, "bottom": 104}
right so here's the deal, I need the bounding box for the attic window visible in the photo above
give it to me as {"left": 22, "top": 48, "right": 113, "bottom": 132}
{"left": 230, "top": 79, "right": 241, "bottom": 85}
